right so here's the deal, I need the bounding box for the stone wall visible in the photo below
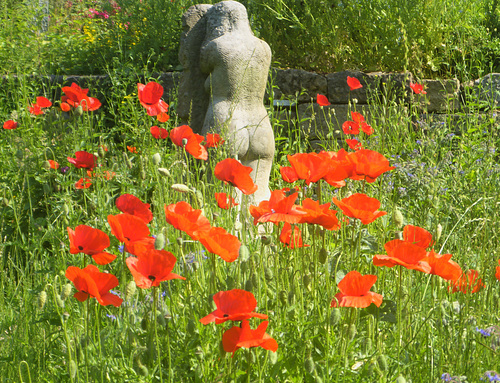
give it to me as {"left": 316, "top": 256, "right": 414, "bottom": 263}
{"left": 4, "top": 70, "right": 499, "bottom": 143}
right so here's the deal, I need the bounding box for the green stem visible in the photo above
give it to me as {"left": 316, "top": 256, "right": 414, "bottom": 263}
{"left": 153, "top": 286, "right": 163, "bottom": 383}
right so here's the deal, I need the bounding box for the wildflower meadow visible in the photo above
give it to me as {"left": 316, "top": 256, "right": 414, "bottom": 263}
{"left": 1, "top": 1, "right": 500, "bottom": 382}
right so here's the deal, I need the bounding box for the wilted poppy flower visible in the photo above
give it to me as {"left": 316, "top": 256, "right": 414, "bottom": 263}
{"left": 346, "top": 138, "right": 362, "bottom": 151}
{"left": 298, "top": 198, "right": 340, "bottom": 230}
{"left": 347, "top": 76, "right": 363, "bottom": 91}
{"left": 280, "top": 222, "right": 308, "bottom": 249}
{"left": 62, "top": 83, "right": 101, "bottom": 111}
{"left": 48, "top": 160, "right": 59, "bottom": 169}
{"left": 68, "top": 151, "right": 97, "bottom": 170}
{"left": 127, "top": 146, "right": 137, "bottom": 153}
{"left": 199, "top": 289, "right": 268, "bottom": 325}
{"left": 317, "top": 93, "right": 331, "bottom": 106}
{"left": 164, "top": 201, "right": 211, "bottom": 240}
{"left": 150, "top": 125, "right": 169, "bottom": 139}
{"left": 67, "top": 225, "right": 116, "bottom": 265}
{"left": 170, "top": 125, "right": 208, "bottom": 160}
{"left": 450, "top": 269, "right": 485, "bottom": 294}
{"left": 29, "top": 96, "right": 52, "bottom": 115}
{"left": 332, "top": 193, "right": 386, "bottom": 225}
{"left": 137, "top": 82, "right": 169, "bottom": 121}
{"left": 116, "top": 194, "right": 153, "bottom": 224}
{"left": 65, "top": 265, "right": 122, "bottom": 306}
{"left": 410, "top": 83, "right": 426, "bottom": 95}
{"left": 126, "top": 247, "right": 184, "bottom": 289}
{"left": 214, "top": 158, "right": 258, "bottom": 195}
{"left": 495, "top": 260, "right": 500, "bottom": 282}
{"left": 215, "top": 192, "right": 238, "bottom": 209}
{"left": 204, "top": 133, "right": 225, "bottom": 148}
{"left": 249, "top": 189, "right": 306, "bottom": 225}
{"left": 107, "top": 213, "right": 150, "bottom": 247}
{"left": 3, "top": 120, "right": 18, "bottom": 130}
{"left": 422, "top": 250, "right": 462, "bottom": 281}
{"left": 331, "top": 270, "right": 383, "bottom": 308}
{"left": 347, "top": 149, "right": 395, "bottom": 183}
{"left": 373, "top": 239, "right": 431, "bottom": 273}
{"left": 75, "top": 177, "right": 92, "bottom": 189}
{"left": 402, "top": 225, "right": 434, "bottom": 249}
{"left": 197, "top": 227, "right": 241, "bottom": 262}
{"left": 222, "top": 320, "right": 278, "bottom": 357}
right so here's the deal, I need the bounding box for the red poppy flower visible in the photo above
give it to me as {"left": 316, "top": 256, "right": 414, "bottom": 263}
{"left": 422, "top": 250, "right": 462, "bottom": 281}
{"left": 199, "top": 289, "right": 268, "bottom": 325}
{"left": 410, "top": 83, "right": 426, "bottom": 95}
{"left": 150, "top": 125, "right": 169, "bottom": 139}
{"left": 298, "top": 198, "right": 340, "bottom": 230}
{"left": 62, "top": 83, "right": 101, "bottom": 111}
{"left": 347, "top": 76, "right": 363, "bottom": 91}
{"left": 48, "top": 160, "right": 59, "bottom": 169}
{"left": 450, "top": 269, "right": 484, "bottom": 294}
{"left": 495, "top": 260, "right": 500, "bottom": 282}
{"left": 3, "top": 120, "right": 18, "bottom": 129}
{"left": 319, "top": 149, "right": 353, "bottom": 187}
{"left": 222, "top": 320, "right": 278, "bottom": 357}
{"left": 331, "top": 270, "right": 383, "bottom": 308}
{"left": 204, "top": 133, "right": 225, "bottom": 148}
{"left": 402, "top": 225, "right": 434, "bottom": 249}
{"left": 107, "top": 213, "right": 150, "bottom": 246}
{"left": 137, "top": 82, "right": 169, "bottom": 118}
{"left": 215, "top": 192, "right": 238, "bottom": 209}
{"left": 170, "top": 125, "right": 208, "bottom": 160}
{"left": 29, "top": 96, "right": 52, "bottom": 115}
{"left": 373, "top": 239, "right": 431, "bottom": 273}
{"left": 347, "top": 149, "right": 395, "bottom": 183}
{"left": 60, "top": 102, "right": 71, "bottom": 112}
{"left": 317, "top": 93, "right": 331, "bottom": 106}
{"left": 116, "top": 194, "right": 153, "bottom": 224}
{"left": 164, "top": 201, "right": 211, "bottom": 240}
{"left": 279, "top": 222, "right": 308, "bottom": 249}
{"left": 65, "top": 265, "right": 122, "bottom": 306}
{"left": 127, "top": 146, "right": 137, "bottom": 153}
{"left": 346, "top": 139, "right": 362, "bottom": 151}
{"left": 332, "top": 193, "right": 386, "bottom": 225}
{"left": 126, "top": 247, "right": 185, "bottom": 289}
{"left": 342, "top": 121, "right": 360, "bottom": 135}
{"left": 360, "top": 122, "right": 373, "bottom": 135}
{"left": 197, "top": 227, "right": 241, "bottom": 262}
{"left": 249, "top": 189, "right": 307, "bottom": 225}
{"left": 214, "top": 158, "right": 258, "bottom": 195}
{"left": 280, "top": 166, "right": 299, "bottom": 183}
{"left": 287, "top": 152, "right": 333, "bottom": 185}
{"left": 67, "top": 225, "right": 116, "bottom": 264}
{"left": 68, "top": 151, "right": 97, "bottom": 170}
{"left": 75, "top": 178, "right": 92, "bottom": 189}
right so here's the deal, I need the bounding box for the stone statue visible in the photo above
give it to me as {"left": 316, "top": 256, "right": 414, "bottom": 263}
{"left": 179, "top": 1, "right": 275, "bottom": 204}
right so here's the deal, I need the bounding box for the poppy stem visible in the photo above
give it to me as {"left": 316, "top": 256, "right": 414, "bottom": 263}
{"left": 152, "top": 286, "right": 164, "bottom": 382}
{"left": 85, "top": 298, "right": 90, "bottom": 382}
{"left": 246, "top": 348, "right": 252, "bottom": 383}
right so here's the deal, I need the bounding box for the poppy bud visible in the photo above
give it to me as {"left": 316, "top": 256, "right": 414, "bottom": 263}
{"left": 239, "top": 245, "right": 250, "bottom": 261}
{"left": 348, "top": 323, "right": 357, "bottom": 340}
{"left": 62, "top": 203, "right": 70, "bottom": 216}
{"left": 361, "top": 337, "right": 372, "bottom": 355}
{"left": 61, "top": 283, "right": 73, "bottom": 300}
{"left": 69, "top": 360, "right": 77, "bottom": 379}
{"left": 264, "top": 267, "right": 274, "bottom": 282}
{"left": 42, "top": 160, "right": 51, "bottom": 170}
{"left": 330, "top": 308, "right": 341, "bottom": 326}
{"left": 125, "top": 281, "right": 137, "bottom": 302}
{"left": 251, "top": 273, "right": 258, "bottom": 288}
{"left": 287, "top": 290, "right": 295, "bottom": 305}
{"left": 182, "top": 138, "right": 188, "bottom": 146}
{"left": 318, "top": 247, "right": 328, "bottom": 264}
{"left": 154, "top": 233, "right": 166, "bottom": 250}
{"left": 395, "top": 375, "right": 407, "bottom": 383}
{"left": 303, "top": 273, "right": 312, "bottom": 289}
{"left": 234, "top": 221, "right": 243, "bottom": 231}
{"left": 171, "top": 184, "right": 191, "bottom": 193}
{"left": 140, "top": 169, "right": 146, "bottom": 180}
{"left": 186, "top": 319, "right": 197, "bottom": 335}
{"left": 244, "top": 278, "right": 253, "bottom": 292}
{"left": 150, "top": 152, "right": 161, "bottom": 166}
{"left": 43, "top": 183, "right": 52, "bottom": 195}
{"left": 376, "top": 355, "right": 388, "bottom": 371}
{"left": 261, "top": 235, "right": 272, "bottom": 246}
{"left": 75, "top": 105, "right": 83, "bottom": 116}
{"left": 137, "top": 359, "right": 148, "bottom": 377}
{"left": 37, "top": 291, "right": 47, "bottom": 310}
{"left": 97, "top": 146, "right": 106, "bottom": 158}
{"left": 279, "top": 291, "right": 287, "bottom": 305}
{"left": 141, "top": 317, "right": 148, "bottom": 331}
{"left": 304, "top": 356, "right": 316, "bottom": 374}
{"left": 55, "top": 294, "right": 65, "bottom": 308}
{"left": 2, "top": 197, "right": 9, "bottom": 206}
{"left": 314, "top": 374, "right": 323, "bottom": 383}
{"left": 123, "top": 153, "right": 133, "bottom": 169}
{"left": 158, "top": 167, "right": 171, "bottom": 177}
{"left": 393, "top": 209, "right": 404, "bottom": 228}
{"left": 436, "top": 223, "right": 443, "bottom": 242}
{"left": 195, "top": 189, "right": 204, "bottom": 207}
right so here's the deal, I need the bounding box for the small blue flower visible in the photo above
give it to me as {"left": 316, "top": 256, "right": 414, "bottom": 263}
{"left": 476, "top": 327, "right": 493, "bottom": 337}
{"left": 118, "top": 244, "right": 124, "bottom": 253}
{"left": 106, "top": 313, "right": 117, "bottom": 321}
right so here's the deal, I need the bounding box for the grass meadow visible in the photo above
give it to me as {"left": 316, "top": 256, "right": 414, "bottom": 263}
{"left": 1, "top": 0, "right": 500, "bottom": 382}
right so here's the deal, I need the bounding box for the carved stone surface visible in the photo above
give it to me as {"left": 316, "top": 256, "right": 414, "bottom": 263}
{"left": 180, "top": 1, "right": 275, "bottom": 203}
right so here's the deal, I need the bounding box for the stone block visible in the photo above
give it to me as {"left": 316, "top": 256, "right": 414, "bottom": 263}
{"left": 418, "top": 79, "right": 461, "bottom": 113}
{"left": 464, "top": 73, "right": 500, "bottom": 109}
{"left": 271, "top": 68, "right": 327, "bottom": 103}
